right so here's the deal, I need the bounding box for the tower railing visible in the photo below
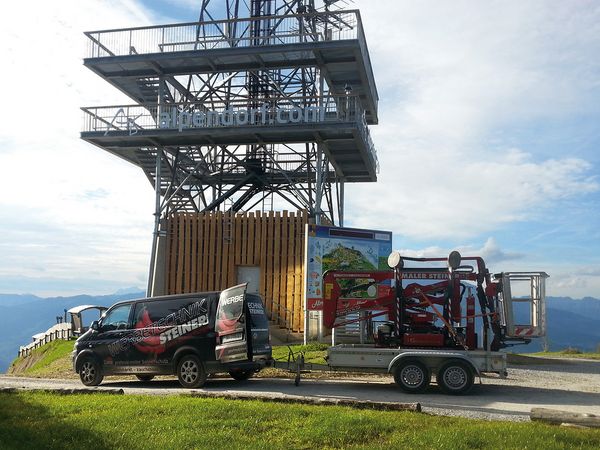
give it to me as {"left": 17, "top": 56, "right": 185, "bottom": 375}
{"left": 84, "top": 10, "right": 363, "bottom": 58}
{"left": 81, "top": 94, "right": 377, "bottom": 173}
{"left": 83, "top": 95, "right": 359, "bottom": 132}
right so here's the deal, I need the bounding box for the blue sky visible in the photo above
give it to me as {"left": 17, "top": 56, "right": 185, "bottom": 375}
{"left": 0, "top": 0, "right": 598, "bottom": 298}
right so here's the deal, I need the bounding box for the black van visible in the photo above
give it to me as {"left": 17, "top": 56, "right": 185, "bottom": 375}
{"left": 72, "top": 284, "right": 272, "bottom": 388}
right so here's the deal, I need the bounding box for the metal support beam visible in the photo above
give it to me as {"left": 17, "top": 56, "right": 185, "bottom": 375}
{"left": 314, "top": 143, "right": 323, "bottom": 225}
{"left": 147, "top": 147, "right": 163, "bottom": 296}
{"left": 338, "top": 178, "right": 344, "bottom": 226}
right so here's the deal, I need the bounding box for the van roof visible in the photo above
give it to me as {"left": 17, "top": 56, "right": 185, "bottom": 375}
{"left": 107, "top": 291, "right": 219, "bottom": 309}
{"left": 107, "top": 290, "right": 262, "bottom": 309}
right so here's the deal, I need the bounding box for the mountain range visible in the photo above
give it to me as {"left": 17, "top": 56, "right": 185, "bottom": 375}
{"left": 510, "top": 296, "right": 600, "bottom": 353}
{"left": 0, "top": 290, "right": 145, "bottom": 372}
{"left": 0, "top": 292, "right": 598, "bottom": 372}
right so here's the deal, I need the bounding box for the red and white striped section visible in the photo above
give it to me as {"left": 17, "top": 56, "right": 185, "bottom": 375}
{"left": 513, "top": 326, "right": 538, "bottom": 337}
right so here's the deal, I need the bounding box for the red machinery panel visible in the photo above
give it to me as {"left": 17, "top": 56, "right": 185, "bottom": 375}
{"left": 402, "top": 333, "right": 445, "bottom": 347}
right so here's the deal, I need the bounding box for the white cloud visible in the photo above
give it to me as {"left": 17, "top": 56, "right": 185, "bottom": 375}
{"left": 0, "top": 1, "right": 158, "bottom": 296}
{"left": 397, "top": 237, "right": 522, "bottom": 268}
{"left": 0, "top": 0, "right": 599, "bottom": 300}
{"left": 160, "top": 0, "right": 245, "bottom": 18}
{"left": 475, "top": 238, "right": 524, "bottom": 264}
{"left": 347, "top": 148, "right": 597, "bottom": 239}
{"left": 547, "top": 267, "right": 600, "bottom": 300}
{"left": 395, "top": 239, "right": 600, "bottom": 299}
{"left": 345, "top": 0, "right": 600, "bottom": 239}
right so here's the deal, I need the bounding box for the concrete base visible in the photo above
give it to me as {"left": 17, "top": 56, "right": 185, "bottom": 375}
{"left": 269, "top": 324, "right": 304, "bottom": 346}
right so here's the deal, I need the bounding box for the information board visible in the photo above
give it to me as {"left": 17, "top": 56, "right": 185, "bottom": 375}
{"left": 304, "top": 224, "right": 393, "bottom": 311}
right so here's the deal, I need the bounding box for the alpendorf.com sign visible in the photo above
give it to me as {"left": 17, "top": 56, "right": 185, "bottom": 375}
{"left": 160, "top": 104, "right": 326, "bottom": 131}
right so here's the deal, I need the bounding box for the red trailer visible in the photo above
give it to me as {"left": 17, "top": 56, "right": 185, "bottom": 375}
{"left": 283, "top": 251, "right": 548, "bottom": 394}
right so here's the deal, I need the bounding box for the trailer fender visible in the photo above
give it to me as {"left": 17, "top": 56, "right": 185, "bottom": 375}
{"left": 387, "top": 352, "right": 481, "bottom": 377}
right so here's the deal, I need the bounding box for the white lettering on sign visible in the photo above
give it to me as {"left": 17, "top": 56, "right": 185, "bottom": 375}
{"left": 402, "top": 272, "right": 471, "bottom": 280}
{"left": 159, "top": 104, "right": 326, "bottom": 132}
{"left": 403, "top": 273, "right": 450, "bottom": 280}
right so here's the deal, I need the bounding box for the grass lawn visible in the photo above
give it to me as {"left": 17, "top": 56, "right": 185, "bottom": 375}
{"left": 271, "top": 343, "right": 329, "bottom": 365}
{"left": 8, "top": 340, "right": 76, "bottom": 379}
{"left": 528, "top": 351, "right": 600, "bottom": 361}
{"left": 1, "top": 392, "right": 599, "bottom": 450}
{"left": 8, "top": 341, "right": 328, "bottom": 380}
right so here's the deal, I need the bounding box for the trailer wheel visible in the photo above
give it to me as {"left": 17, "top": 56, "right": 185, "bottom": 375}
{"left": 437, "top": 360, "right": 474, "bottom": 395}
{"left": 393, "top": 359, "right": 430, "bottom": 393}
{"left": 177, "top": 355, "right": 207, "bottom": 388}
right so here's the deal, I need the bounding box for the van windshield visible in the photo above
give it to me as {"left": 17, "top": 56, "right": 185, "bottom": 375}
{"left": 101, "top": 304, "right": 132, "bottom": 331}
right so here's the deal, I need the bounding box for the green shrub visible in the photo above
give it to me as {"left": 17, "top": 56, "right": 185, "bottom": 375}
{"left": 560, "top": 347, "right": 583, "bottom": 355}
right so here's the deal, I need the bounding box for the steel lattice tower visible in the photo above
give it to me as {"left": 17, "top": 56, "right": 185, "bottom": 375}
{"left": 81, "top": 0, "right": 379, "bottom": 294}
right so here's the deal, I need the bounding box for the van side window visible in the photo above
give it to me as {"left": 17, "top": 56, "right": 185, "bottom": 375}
{"left": 133, "top": 298, "right": 204, "bottom": 327}
{"left": 101, "top": 304, "right": 132, "bottom": 331}
{"left": 134, "top": 300, "right": 180, "bottom": 326}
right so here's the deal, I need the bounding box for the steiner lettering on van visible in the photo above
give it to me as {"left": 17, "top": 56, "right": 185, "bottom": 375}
{"left": 159, "top": 315, "right": 209, "bottom": 345}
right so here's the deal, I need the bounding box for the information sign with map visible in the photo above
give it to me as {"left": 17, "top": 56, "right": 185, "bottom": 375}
{"left": 305, "top": 224, "right": 393, "bottom": 311}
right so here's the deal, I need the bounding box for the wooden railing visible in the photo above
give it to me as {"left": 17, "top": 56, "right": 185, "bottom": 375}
{"left": 18, "top": 323, "right": 72, "bottom": 358}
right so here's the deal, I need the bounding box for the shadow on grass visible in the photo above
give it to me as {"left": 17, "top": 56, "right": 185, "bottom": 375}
{"left": 0, "top": 393, "right": 110, "bottom": 450}
{"left": 99, "top": 373, "right": 600, "bottom": 421}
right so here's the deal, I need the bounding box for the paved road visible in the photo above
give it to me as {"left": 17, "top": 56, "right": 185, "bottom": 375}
{"left": 2, "top": 358, "right": 599, "bottom": 421}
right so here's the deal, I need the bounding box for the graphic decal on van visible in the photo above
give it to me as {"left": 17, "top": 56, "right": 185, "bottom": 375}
{"left": 108, "top": 299, "right": 210, "bottom": 357}
{"left": 159, "top": 314, "right": 209, "bottom": 345}
{"left": 247, "top": 299, "right": 265, "bottom": 316}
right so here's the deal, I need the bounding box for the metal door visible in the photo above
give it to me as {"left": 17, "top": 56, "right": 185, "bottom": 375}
{"left": 236, "top": 266, "right": 260, "bottom": 294}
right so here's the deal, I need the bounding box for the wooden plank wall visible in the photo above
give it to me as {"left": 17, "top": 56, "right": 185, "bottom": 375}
{"left": 165, "top": 210, "right": 307, "bottom": 332}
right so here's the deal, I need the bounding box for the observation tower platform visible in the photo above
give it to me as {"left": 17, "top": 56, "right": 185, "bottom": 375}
{"left": 81, "top": 94, "right": 377, "bottom": 182}
{"left": 81, "top": 7, "right": 380, "bottom": 216}
{"left": 83, "top": 10, "right": 378, "bottom": 125}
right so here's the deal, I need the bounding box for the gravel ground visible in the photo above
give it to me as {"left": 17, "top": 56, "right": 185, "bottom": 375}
{"left": 1, "top": 356, "right": 599, "bottom": 422}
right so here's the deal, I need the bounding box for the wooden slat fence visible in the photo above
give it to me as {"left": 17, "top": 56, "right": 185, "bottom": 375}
{"left": 165, "top": 210, "right": 307, "bottom": 332}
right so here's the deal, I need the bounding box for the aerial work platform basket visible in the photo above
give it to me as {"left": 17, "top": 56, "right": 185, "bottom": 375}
{"left": 496, "top": 272, "right": 549, "bottom": 340}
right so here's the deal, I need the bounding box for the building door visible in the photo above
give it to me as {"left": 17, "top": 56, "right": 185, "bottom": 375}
{"left": 236, "top": 266, "right": 260, "bottom": 294}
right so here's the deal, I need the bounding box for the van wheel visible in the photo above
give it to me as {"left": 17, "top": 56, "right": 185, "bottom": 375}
{"left": 393, "top": 359, "right": 430, "bottom": 393}
{"left": 135, "top": 375, "right": 155, "bottom": 382}
{"left": 437, "top": 361, "right": 474, "bottom": 395}
{"left": 177, "top": 355, "right": 207, "bottom": 388}
{"left": 79, "top": 358, "right": 104, "bottom": 386}
{"left": 229, "top": 370, "right": 254, "bottom": 381}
